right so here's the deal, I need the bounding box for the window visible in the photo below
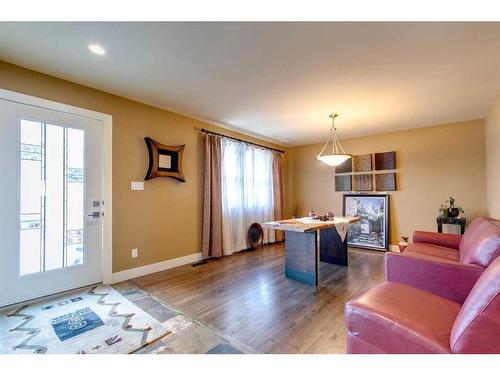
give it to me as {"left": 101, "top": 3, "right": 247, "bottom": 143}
{"left": 220, "top": 139, "right": 275, "bottom": 254}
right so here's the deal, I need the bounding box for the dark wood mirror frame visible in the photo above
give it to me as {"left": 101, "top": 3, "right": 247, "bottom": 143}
{"left": 144, "top": 137, "right": 186, "bottom": 182}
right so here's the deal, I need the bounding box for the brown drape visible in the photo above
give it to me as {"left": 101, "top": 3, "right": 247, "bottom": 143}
{"left": 272, "top": 151, "right": 285, "bottom": 242}
{"left": 202, "top": 134, "right": 223, "bottom": 257}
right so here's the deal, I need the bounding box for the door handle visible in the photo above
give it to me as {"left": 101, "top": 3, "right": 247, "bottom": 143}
{"left": 87, "top": 212, "right": 101, "bottom": 218}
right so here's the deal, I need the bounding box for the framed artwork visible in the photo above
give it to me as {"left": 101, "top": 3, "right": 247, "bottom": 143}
{"left": 375, "top": 151, "right": 396, "bottom": 170}
{"left": 343, "top": 194, "right": 389, "bottom": 251}
{"left": 335, "top": 158, "right": 352, "bottom": 173}
{"left": 335, "top": 175, "right": 352, "bottom": 191}
{"left": 354, "top": 174, "right": 372, "bottom": 191}
{"left": 144, "top": 137, "right": 186, "bottom": 182}
{"left": 376, "top": 173, "right": 396, "bottom": 191}
{"left": 353, "top": 154, "right": 372, "bottom": 172}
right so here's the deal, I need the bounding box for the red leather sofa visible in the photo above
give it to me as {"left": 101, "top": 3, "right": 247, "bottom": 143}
{"left": 345, "top": 255, "right": 500, "bottom": 353}
{"left": 344, "top": 217, "right": 500, "bottom": 354}
{"left": 386, "top": 217, "right": 500, "bottom": 304}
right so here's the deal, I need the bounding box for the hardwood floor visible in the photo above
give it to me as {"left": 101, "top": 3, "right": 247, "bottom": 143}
{"left": 131, "top": 242, "right": 385, "bottom": 354}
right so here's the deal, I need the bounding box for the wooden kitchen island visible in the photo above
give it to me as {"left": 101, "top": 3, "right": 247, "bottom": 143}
{"left": 263, "top": 217, "right": 360, "bottom": 285}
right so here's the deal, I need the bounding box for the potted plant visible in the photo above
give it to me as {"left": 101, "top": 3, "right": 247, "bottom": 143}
{"left": 439, "top": 197, "right": 464, "bottom": 218}
{"left": 448, "top": 197, "right": 464, "bottom": 218}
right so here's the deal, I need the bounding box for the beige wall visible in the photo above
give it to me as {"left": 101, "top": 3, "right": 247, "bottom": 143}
{"left": 288, "top": 120, "right": 487, "bottom": 245}
{"left": 0, "top": 60, "right": 491, "bottom": 267}
{"left": 486, "top": 93, "right": 500, "bottom": 219}
{"left": 0, "top": 61, "right": 288, "bottom": 272}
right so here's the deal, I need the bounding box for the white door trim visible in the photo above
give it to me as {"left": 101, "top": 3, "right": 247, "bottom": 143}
{"left": 0, "top": 88, "right": 113, "bottom": 285}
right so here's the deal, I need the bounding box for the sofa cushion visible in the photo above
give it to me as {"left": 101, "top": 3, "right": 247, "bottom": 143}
{"left": 450, "top": 256, "right": 500, "bottom": 353}
{"left": 459, "top": 217, "right": 500, "bottom": 268}
{"left": 413, "top": 231, "right": 461, "bottom": 250}
{"left": 345, "top": 282, "right": 460, "bottom": 354}
{"left": 384, "top": 252, "right": 483, "bottom": 304}
{"left": 404, "top": 242, "right": 460, "bottom": 262}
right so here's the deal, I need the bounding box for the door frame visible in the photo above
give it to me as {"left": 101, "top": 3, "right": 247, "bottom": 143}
{"left": 0, "top": 88, "right": 113, "bottom": 285}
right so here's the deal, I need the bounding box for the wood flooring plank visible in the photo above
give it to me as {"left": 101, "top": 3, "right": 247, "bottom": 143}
{"left": 131, "top": 243, "right": 384, "bottom": 353}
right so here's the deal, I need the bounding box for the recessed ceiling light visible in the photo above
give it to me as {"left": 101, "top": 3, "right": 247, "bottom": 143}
{"left": 88, "top": 44, "right": 106, "bottom": 55}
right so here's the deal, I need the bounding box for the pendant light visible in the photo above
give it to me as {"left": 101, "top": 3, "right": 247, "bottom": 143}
{"left": 316, "top": 114, "right": 351, "bottom": 167}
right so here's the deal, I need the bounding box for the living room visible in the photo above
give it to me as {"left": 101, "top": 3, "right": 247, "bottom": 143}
{"left": 1, "top": 1, "right": 499, "bottom": 373}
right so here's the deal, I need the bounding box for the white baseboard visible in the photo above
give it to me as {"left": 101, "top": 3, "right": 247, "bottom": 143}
{"left": 105, "top": 252, "right": 204, "bottom": 284}
{"left": 106, "top": 243, "right": 399, "bottom": 285}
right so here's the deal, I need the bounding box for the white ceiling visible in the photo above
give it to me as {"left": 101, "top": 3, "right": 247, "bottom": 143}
{"left": 0, "top": 22, "right": 499, "bottom": 146}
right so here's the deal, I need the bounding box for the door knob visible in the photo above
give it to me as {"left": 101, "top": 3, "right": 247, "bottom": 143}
{"left": 87, "top": 212, "right": 101, "bottom": 218}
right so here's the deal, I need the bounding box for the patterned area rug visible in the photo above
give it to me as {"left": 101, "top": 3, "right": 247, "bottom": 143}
{"left": 0, "top": 285, "right": 169, "bottom": 354}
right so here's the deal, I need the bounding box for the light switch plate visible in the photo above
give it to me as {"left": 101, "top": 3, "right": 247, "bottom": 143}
{"left": 131, "top": 181, "right": 144, "bottom": 191}
{"left": 131, "top": 248, "right": 138, "bottom": 258}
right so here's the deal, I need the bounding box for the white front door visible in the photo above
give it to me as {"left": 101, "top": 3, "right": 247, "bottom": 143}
{"left": 0, "top": 99, "right": 104, "bottom": 307}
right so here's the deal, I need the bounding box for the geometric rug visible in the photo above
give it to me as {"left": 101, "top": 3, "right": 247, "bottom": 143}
{"left": 0, "top": 285, "right": 169, "bottom": 354}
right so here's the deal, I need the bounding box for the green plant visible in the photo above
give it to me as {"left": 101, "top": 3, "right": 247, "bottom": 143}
{"left": 439, "top": 196, "right": 464, "bottom": 217}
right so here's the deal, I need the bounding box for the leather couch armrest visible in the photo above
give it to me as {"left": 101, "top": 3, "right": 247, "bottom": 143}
{"left": 413, "top": 231, "right": 461, "bottom": 250}
{"left": 345, "top": 281, "right": 459, "bottom": 354}
{"left": 384, "top": 252, "right": 483, "bottom": 304}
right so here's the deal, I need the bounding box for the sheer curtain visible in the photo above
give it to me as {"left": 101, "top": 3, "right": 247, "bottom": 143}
{"left": 221, "top": 138, "right": 275, "bottom": 255}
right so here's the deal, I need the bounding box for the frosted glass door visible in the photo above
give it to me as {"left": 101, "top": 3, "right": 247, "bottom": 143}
{"left": 0, "top": 99, "right": 103, "bottom": 307}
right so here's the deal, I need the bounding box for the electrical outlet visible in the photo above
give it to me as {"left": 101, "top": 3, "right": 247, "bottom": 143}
{"left": 131, "top": 248, "right": 139, "bottom": 258}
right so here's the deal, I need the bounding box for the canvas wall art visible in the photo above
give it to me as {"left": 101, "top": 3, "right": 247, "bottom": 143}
{"left": 335, "top": 158, "right": 352, "bottom": 173}
{"left": 354, "top": 174, "right": 372, "bottom": 191}
{"left": 343, "top": 194, "right": 389, "bottom": 251}
{"left": 335, "top": 175, "right": 352, "bottom": 191}
{"left": 375, "top": 173, "right": 396, "bottom": 191}
{"left": 374, "top": 151, "right": 396, "bottom": 170}
{"left": 353, "top": 154, "right": 372, "bottom": 172}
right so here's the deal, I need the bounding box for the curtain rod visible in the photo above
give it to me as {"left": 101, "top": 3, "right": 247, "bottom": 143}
{"left": 195, "top": 127, "right": 285, "bottom": 154}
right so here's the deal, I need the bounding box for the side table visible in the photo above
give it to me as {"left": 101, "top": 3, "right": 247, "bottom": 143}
{"left": 436, "top": 217, "right": 466, "bottom": 235}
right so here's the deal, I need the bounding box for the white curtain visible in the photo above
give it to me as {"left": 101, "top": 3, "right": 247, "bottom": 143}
{"left": 221, "top": 138, "right": 275, "bottom": 255}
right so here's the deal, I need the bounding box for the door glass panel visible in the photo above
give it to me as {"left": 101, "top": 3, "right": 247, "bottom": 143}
{"left": 66, "top": 128, "right": 85, "bottom": 267}
{"left": 20, "top": 120, "right": 44, "bottom": 275}
{"left": 45, "top": 125, "right": 64, "bottom": 270}
{"left": 19, "top": 119, "right": 85, "bottom": 275}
